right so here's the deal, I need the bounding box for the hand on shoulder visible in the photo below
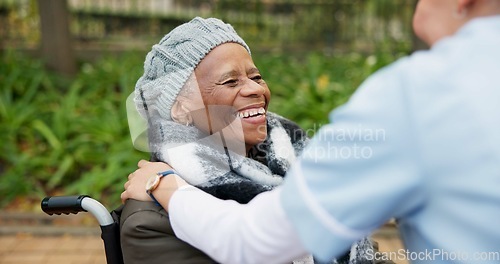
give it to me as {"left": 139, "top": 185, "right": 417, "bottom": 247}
{"left": 121, "top": 160, "right": 188, "bottom": 208}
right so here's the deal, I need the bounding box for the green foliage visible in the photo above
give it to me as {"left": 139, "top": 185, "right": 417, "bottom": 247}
{"left": 0, "top": 50, "right": 148, "bottom": 209}
{"left": 254, "top": 47, "right": 407, "bottom": 135}
{"left": 0, "top": 46, "right": 408, "bottom": 210}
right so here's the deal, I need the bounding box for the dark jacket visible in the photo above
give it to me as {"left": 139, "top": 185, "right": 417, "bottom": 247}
{"left": 120, "top": 199, "right": 215, "bottom": 264}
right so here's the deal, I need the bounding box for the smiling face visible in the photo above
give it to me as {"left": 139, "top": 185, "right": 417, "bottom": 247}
{"left": 191, "top": 43, "right": 271, "bottom": 151}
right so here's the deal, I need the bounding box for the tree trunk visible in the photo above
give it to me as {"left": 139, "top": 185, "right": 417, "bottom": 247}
{"left": 38, "top": 0, "right": 76, "bottom": 76}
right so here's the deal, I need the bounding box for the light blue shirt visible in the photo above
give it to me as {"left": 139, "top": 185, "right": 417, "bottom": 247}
{"left": 281, "top": 16, "right": 500, "bottom": 263}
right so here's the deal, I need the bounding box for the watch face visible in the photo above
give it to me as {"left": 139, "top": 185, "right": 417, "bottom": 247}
{"left": 145, "top": 175, "right": 160, "bottom": 192}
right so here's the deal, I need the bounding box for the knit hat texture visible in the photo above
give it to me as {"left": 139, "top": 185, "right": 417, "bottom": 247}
{"left": 134, "top": 17, "right": 251, "bottom": 121}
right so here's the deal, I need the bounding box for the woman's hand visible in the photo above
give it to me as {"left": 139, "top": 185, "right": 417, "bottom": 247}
{"left": 121, "top": 159, "right": 174, "bottom": 203}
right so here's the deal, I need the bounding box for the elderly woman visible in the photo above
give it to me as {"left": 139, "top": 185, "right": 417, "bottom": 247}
{"left": 120, "top": 17, "right": 382, "bottom": 264}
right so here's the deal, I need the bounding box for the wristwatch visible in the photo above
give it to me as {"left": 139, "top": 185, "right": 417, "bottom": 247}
{"left": 146, "top": 170, "right": 177, "bottom": 205}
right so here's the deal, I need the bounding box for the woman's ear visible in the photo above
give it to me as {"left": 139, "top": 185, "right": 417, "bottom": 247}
{"left": 171, "top": 101, "right": 193, "bottom": 126}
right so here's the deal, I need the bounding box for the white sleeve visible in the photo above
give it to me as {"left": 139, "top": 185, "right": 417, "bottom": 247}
{"left": 169, "top": 185, "right": 308, "bottom": 264}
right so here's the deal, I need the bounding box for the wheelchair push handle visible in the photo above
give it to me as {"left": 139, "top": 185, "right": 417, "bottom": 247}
{"left": 41, "top": 195, "right": 114, "bottom": 226}
{"left": 41, "top": 195, "right": 89, "bottom": 216}
{"left": 41, "top": 195, "right": 122, "bottom": 264}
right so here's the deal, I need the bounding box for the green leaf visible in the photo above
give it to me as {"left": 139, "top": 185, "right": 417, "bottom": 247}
{"left": 47, "top": 155, "right": 74, "bottom": 189}
{"left": 32, "top": 119, "right": 61, "bottom": 150}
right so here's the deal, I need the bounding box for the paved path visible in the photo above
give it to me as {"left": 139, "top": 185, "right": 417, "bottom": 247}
{"left": 0, "top": 234, "right": 106, "bottom": 264}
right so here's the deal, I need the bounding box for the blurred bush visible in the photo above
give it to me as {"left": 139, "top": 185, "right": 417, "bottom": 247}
{"left": 0, "top": 50, "right": 147, "bottom": 210}
{"left": 0, "top": 45, "right": 408, "bottom": 210}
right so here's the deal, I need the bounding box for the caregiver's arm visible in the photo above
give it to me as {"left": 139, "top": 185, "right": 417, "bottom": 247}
{"left": 165, "top": 184, "right": 308, "bottom": 264}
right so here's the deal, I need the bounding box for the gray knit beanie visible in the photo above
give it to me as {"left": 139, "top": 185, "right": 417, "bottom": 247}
{"left": 134, "top": 17, "right": 251, "bottom": 121}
